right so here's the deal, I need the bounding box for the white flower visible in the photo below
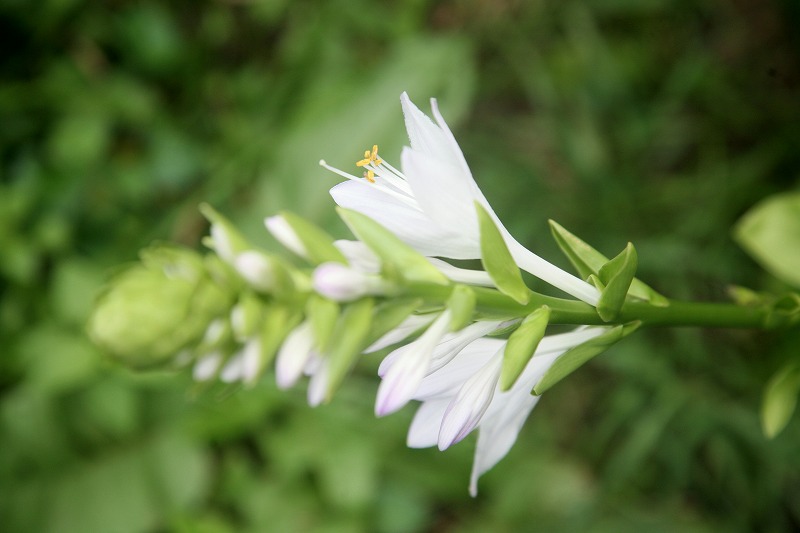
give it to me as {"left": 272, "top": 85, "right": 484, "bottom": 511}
{"left": 375, "top": 309, "right": 453, "bottom": 416}
{"left": 405, "top": 327, "right": 608, "bottom": 496}
{"left": 322, "top": 92, "right": 599, "bottom": 305}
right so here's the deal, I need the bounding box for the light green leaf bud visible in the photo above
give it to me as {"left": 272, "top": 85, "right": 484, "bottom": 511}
{"left": 87, "top": 246, "right": 231, "bottom": 368}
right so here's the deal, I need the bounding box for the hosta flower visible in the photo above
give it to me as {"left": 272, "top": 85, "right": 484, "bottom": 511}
{"left": 322, "top": 92, "right": 599, "bottom": 305}
{"left": 406, "top": 327, "right": 608, "bottom": 496}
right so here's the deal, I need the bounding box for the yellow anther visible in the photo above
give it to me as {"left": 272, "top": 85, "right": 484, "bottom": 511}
{"left": 363, "top": 169, "right": 375, "bottom": 183}
{"left": 355, "top": 144, "right": 381, "bottom": 169}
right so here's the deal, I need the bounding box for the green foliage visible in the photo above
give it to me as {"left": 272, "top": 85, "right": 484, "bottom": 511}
{"left": 2, "top": 0, "right": 800, "bottom": 531}
{"left": 735, "top": 191, "right": 800, "bottom": 288}
{"left": 762, "top": 362, "right": 800, "bottom": 438}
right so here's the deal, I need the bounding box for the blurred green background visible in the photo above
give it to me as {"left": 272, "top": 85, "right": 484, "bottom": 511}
{"left": 2, "top": 0, "right": 800, "bottom": 531}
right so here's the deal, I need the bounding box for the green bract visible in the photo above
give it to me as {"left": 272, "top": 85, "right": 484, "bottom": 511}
{"left": 501, "top": 306, "right": 549, "bottom": 391}
{"left": 87, "top": 246, "right": 231, "bottom": 368}
{"left": 549, "top": 220, "right": 668, "bottom": 307}
{"left": 596, "top": 243, "right": 638, "bottom": 322}
{"left": 337, "top": 207, "right": 449, "bottom": 285}
{"left": 279, "top": 211, "right": 348, "bottom": 265}
{"left": 476, "top": 202, "right": 531, "bottom": 305}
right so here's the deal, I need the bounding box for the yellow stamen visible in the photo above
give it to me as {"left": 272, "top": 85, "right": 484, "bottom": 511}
{"left": 355, "top": 144, "right": 381, "bottom": 171}
{"left": 363, "top": 169, "right": 375, "bottom": 183}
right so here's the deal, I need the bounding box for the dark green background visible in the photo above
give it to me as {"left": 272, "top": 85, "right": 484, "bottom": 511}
{"left": 2, "top": 0, "right": 800, "bottom": 531}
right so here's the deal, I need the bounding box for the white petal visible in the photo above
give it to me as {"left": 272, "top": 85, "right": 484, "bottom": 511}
{"left": 312, "top": 262, "right": 370, "bottom": 302}
{"left": 428, "top": 258, "right": 494, "bottom": 287}
{"left": 334, "top": 240, "right": 381, "bottom": 273}
{"left": 369, "top": 313, "right": 436, "bottom": 355}
{"left": 438, "top": 348, "right": 504, "bottom": 450}
{"left": 407, "top": 399, "right": 450, "bottom": 448}
{"left": 265, "top": 215, "right": 308, "bottom": 258}
{"left": 307, "top": 358, "right": 329, "bottom": 407}
{"left": 234, "top": 251, "right": 275, "bottom": 292}
{"left": 241, "top": 337, "right": 262, "bottom": 383}
{"left": 427, "top": 321, "right": 502, "bottom": 374}
{"left": 275, "top": 321, "right": 315, "bottom": 389}
{"left": 400, "top": 92, "right": 457, "bottom": 162}
{"left": 220, "top": 353, "right": 244, "bottom": 383}
{"left": 193, "top": 352, "right": 222, "bottom": 381}
{"left": 469, "top": 389, "right": 541, "bottom": 497}
{"left": 415, "top": 337, "right": 503, "bottom": 400}
{"left": 400, "top": 147, "right": 479, "bottom": 242}
{"left": 375, "top": 310, "right": 452, "bottom": 416}
{"left": 330, "top": 181, "right": 477, "bottom": 259}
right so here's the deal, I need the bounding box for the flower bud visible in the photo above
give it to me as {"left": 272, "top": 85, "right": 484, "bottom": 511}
{"left": 312, "top": 262, "right": 387, "bottom": 302}
{"left": 87, "top": 246, "right": 231, "bottom": 368}
{"left": 265, "top": 215, "right": 308, "bottom": 259}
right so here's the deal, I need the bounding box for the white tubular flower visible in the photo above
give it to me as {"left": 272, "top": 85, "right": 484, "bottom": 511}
{"left": 404, "top": 327, "right": 609, "bottom": 496}
{"left": 375, "top": 309, "right": 453, "bottom": 416}
{"left": 265, "top": 215, "right": 308, "bottom": 259}
{"left": 312, "top": 261, "right": 388, "bottom": 302}
{"left": 322, "top": 92, "right": 599, "bottom": 305}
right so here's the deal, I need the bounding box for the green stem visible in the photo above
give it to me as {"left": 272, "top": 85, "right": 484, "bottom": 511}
{"left": 406, "top": 283, "right": 772, "bottom": 329}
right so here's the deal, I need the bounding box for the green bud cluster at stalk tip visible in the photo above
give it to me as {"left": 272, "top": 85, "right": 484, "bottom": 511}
{"left": 87, "top": 246, "right": 232, "bottom": 368}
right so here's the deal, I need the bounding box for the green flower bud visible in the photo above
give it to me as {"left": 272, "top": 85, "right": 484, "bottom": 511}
{"left": 87, "top": 246, "right": 232, "bottom": 368}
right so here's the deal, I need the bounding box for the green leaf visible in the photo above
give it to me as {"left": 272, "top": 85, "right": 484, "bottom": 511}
{"left": 365, "top": 298, "right": 423, "bottom": 348}
{"left": 533, "top": 322, "right": 640, "bottom": 395}
{"left": 735, "top": 191, "right": 800, "bottom": 288}
{"left": 596, "top": 243, "right": 638, "bottom": 322}
{"left": 447, "top": 285, "right": 476, "bottom": 331}
{"left": 279, "top": 211, "right": 348, "bottom": 265}
{"left": 761, "top": 362, "right": 800, "bottom": 438}
{"left": 337, "top": 208, "right": 448, "bottom": 285}
{"left": 476, "top": 202, "right": 530, "bottom": 305}
{"left": 501, "top": 307, "right": 550, "bottom": 391}
{"left": 549, "top": 220, "right": 668, "bottom": 306}
{"left": 324, "top": 298, "right": 375, "bottom": 400}
{"left": 306, "top": 296, "right": 340, "bottom": 352}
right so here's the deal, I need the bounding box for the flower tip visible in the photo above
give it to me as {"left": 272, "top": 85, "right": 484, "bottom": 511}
{"left": 319, "top": 159, "right": 326, "bottom": 166}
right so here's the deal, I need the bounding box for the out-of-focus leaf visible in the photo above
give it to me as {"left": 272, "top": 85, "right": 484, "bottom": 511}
{"left": 735, "top": 191, "right": 800, "bottom": 288}
{"left": 761, "top": 362, "right": 800, "bottom": 438}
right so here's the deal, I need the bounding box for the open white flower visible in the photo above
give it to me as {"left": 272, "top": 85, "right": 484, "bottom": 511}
{"left": 405, "top": 327, "right": 608, "bottom": 496}
{"left": 322, "top": 92, "right": 599, "bottom": 305}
